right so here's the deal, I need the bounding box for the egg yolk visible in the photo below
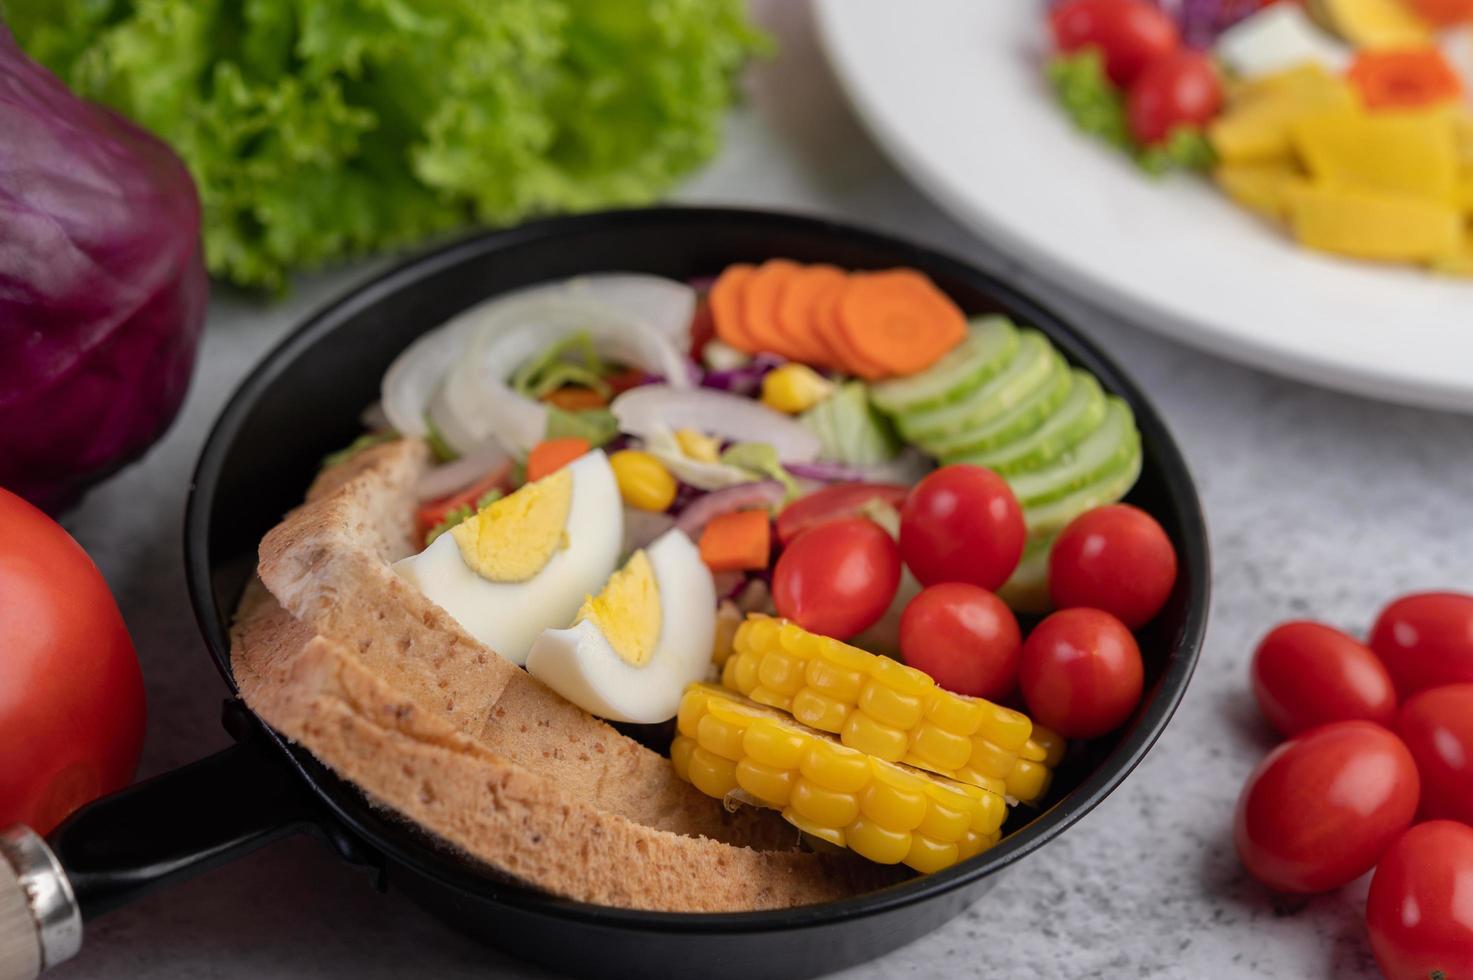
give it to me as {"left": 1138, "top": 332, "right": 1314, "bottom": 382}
{"left": 576, "top": 549, "right": 661, "bottom": 667}
{"left": 451, "top": 467, "right": 572, "bottom": 582}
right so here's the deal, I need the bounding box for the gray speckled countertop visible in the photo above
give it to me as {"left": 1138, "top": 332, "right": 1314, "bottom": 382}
{"left": 48, "top": 3, "right": 1473, "bottom": 978}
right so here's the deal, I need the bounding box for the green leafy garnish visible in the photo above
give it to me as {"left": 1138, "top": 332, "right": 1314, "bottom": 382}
{"left": 423, "top": 413, "right": 459, "bottom": 463}
{"left": 425, "top": 488, "right": 503, "bottom": 545}
{"left": 545, "top": 406, "right": 619, "bottom": 447}
{"left": 720, "top": 442, "right": 799, "bottom": 501}
{"left": 320, "top": 431, "right": 397, "bottom": 470}
{"left": 1047, "top": 50, "right": 1215, "bottom": 175}
{"left": 512, "top": 332, "right": 610, "bottom": 399}
{"left": 7, "top": 0, "right": 772, "bottom": 292}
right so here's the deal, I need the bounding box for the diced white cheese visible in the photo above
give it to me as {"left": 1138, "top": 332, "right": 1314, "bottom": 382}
{"left": 1215, "top": 5, "right": 1352, "bottom": 79}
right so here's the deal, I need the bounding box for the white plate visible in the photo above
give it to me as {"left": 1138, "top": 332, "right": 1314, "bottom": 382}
{"left": 815, "top": 0, "right": 1473, "bottom": 413}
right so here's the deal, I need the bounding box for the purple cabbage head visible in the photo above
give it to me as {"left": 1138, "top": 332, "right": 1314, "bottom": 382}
{"left": 0, "top": 26, "right": 207, "bottom": 513}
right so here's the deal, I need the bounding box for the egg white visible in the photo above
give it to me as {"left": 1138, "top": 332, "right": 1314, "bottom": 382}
{"left": 526, "top": 529, "right": 716, "bottom": 723}
{"left": 392, "top": 450, "right": 622, "bottom": 666}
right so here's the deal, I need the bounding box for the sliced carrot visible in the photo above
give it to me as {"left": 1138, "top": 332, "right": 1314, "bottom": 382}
{"left": 776, "top": 264, "right": 846, "bottom": 369}
{"left": 816, "top": 276, "right": 889, "bottom": 380}
{"left": 836, "top": 270, "right": 967, "bottom": 377}
{"left": 742, "top": 259, "right": 804, "bottom": 359}
{"left": 526, "top": 436, "right": 591, "bottom": 482}
{"left": 540, "top": 386, "right": 608, "bottom": 411}
{"left": 710, "top": 264, "right": 758, "bottom": 353}
{"left": 1348, "top": 48, "right": 1462, "bottom": 110}
{"left": 415, "top": 464, "right": 511, "bottom": 544}
{"left": 698, "top": 509, "right": 772, "bottom": 572}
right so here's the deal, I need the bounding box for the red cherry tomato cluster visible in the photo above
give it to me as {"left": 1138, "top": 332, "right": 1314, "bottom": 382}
{"left": 1048, "top": 0, "right": 1223, "bottom": 147}
{"left": 771, "top": 467, "right": 1178, "bottom": 743}
{"left": 1235, "top": 591, "right": 1473, "bottom": 980}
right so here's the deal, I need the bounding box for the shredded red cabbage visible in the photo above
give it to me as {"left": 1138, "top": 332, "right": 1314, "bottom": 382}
{"left": 700, "top": 354, "right": 784, "bottom": 396}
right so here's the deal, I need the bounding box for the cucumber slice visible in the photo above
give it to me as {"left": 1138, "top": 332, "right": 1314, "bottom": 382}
{"left": 870, "top": 316, "right": 1019, "bottom": 416}
{"left": 1022, "top": 432, "right": 1143, "bottom": 539}
{"left": 962, "top": 370, "right": 1107, "bottom": 476}
{"left": 897, "top": 331, "right": 1054, "bottom": 444}
{"left": 930, "top": 351, "right": 1071, "bottom": 461}
{"left": 1007, "top": 399, "right": 1138, "bottom": 507}
{"left": 997, "top": 534, "right": 1055, "bottom": 615}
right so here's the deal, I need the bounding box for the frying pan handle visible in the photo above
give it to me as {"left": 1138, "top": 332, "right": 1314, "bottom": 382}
{"left": 0, "top": 720, "right": 374, "bottom": 978}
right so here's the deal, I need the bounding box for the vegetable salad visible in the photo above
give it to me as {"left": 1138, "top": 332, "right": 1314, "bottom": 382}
{"left": 334, "top": 262, "right": 1179, "bottom": 874}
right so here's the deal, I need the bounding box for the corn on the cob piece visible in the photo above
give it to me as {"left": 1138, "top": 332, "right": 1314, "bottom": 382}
{"left": 722, "top": 615, "right": 1064, "bottom": 802}
{"left": 673, "top": 684, "right": 1006, "bottom": 872}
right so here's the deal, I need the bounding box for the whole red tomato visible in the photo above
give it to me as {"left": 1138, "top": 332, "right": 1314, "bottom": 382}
{"left": 1369, "top": 592, "right": 1473, "bottom": 697}
{"left": 898, "top": 465, "right": 1025, "bottom": 592}
{"left": 773, "top": 517, "right": 901, "bottom": 641}
{"left": 1127, "top": 50, "right": 1223, "bottom": 146}
{"left": 1234, "top": 721, "right": 1419, "bottom": 894}
{"left": 1397, "top": 684, "right": 1473, "bottom": 824}
{"left": 899, "top": 583, "right": 1022, "bottom": 700}
{"left": 775, "top": 482, "right": 908, "bottom": 547}
{"left": 0, "top": 488, "right": 145, "bottom": 834}
{"left": 1048, "top": 504, "right": 1177, "bottom": 628}
{"left": 1250, "top": 621, "right": 1398, "bottom": 737}
{"left": 1018, "top": 608, "right": 1143, "bottom": 738}
{"left": 1049, "top": 0, "right": 1181, "bottom": 87}
{"left": 1367, "top": 821, "right": 1473, "bottom": 980}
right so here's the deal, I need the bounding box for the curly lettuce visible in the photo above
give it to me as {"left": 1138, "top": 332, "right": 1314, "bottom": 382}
{"left": 5, "top": 0, "right": 769, "bottom": 291}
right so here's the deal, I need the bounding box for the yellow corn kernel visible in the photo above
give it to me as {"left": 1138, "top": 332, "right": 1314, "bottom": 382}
{"left": 608, "top": 449, "right": 677, "bottom": 512}
{"left": 749, "top": 686, "right": 794, "bottom": 711}
{"left": 909, "top": 722, "right": 973, "bottom": 772}
{"left": 870, "top": 656, "right": 936, "bottom": 698}
{"left": 757, "top": 648, "right": 806, "bottom": 697}
{"left": 1006, "top": 759, "right": 1051, "bottom": 803}
{"left": 697, "top": 713, "right": 747, "bottom": 762}
{"left": 905, "top": 835, "right": 959, "bottom": 874}
{"left": 955, "top": 829, "right": 995, "bottom": 862}
{"left": 791, "top": 689, "right": 850, "bottom": 731}
{"left": 736, "top": 758, "right": 795, "bottom": 807}
{"left": 790, "top": 779, "right": 860, "bottom": 827}
{"left": 720, "top": 654, "right": 740, "bottom": 690}
{"left": 806, "top": 656, "right": 866, "bottom": 706}
{"left": 859, "top": 767, "right": 929, "bottom": 831}
{"left": 847, "top": 818, "right": 913, "bottom": 865}
{"left": 677, "top": 689, "right": 707, "bottom": 739}
{"left": 670, "top": 735, "right": 694, "bottom": 781}
{"left": 712, "top": 601, "right": 741, "bottom": 668}
{"left": 674, "top": 427, "right": 721, "bottom": 463}
{"left": 923, "top": 692, "right": 987, "bottom": 736}
{"left": 1027, "top": 725, "right": 1067, "bottom": 768}
{"left": 742, "top": 720, "right": 807, "bottom": 769}
{"left": 799, "top": 741, "right": 871, "bottom": 794}
{"left": 858, "top": 680, "right": 925, "bottom": 730}
{"left": 817, "top": 633, "right": 872, "bottom": 673}
{"left": 966, "top": 735, "right": 1018, "bottom": 780}
{"left": 783, "top": 809, "right": 846, "bottom": 848}
{"left": 950, "top": 766, "right": 1008, "bottom": 799}
{"left": 688, "top": 745, "right": 738, "bottom": 799}
{"left": 760, "top": 363, "right": 836, "bottom": 414}
{"left": 731, "top": 651, "right": 760, "bottom": 695}
{"left": 842, "top": 711, "right": 910, "bottom": 761}
{"left": 980, "top": 702, "right": 1033, "bottom": 753}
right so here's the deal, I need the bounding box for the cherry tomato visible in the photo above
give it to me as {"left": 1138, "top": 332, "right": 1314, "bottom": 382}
{"left": 1367, "top": 821, "right": 1473, "bottom": 980}
{"left": 1369, "top": 592, "right": 1473, "bottom": 697}
{"left": 773, "top": 517, "right": 901, "bottom": 641}
{"left": 1233, "top": 721, "right": 1419, "bottom": 894}
{"left": 1049, "top": 0, "right": 1181, "bottom": 87}
{"left": 0, "top": 488, "right": 145, "bottom": 834}
{"left": 899, "top": 583, "right": 1022, "bottom": 700}
{"left": 1018, "top": 608, "right": 1143, "bottom": 738}
{"left": 899, "top": 465, "right": 1025, "bottom": 592}
{"left": 1405, "top": 0, "right": 1473, "bottom": 26}
{"left": 775, "top": 483, "right": 908, "bottom": 547}
{"left": 1048, "top": 504, "right": 1177, "bottom": 628}
{"left": 1126, "top": 50, "right": 1222, "bottom": 147}
{"left": 1250, "top": 621, "right": 1398, "bottom": 737}
{"left": 1397, "top": 684, "right": 1473, "bottom": 825}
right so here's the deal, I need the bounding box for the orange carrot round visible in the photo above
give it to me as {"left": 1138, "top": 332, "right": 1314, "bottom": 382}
{"left": 776, "top": 264, "right": 846, "bottom": 369}
{"left": 836, "top": 270, "right": 966, "bottom": 377}
{"left": 526, "top": 436, "right": 591, "bottom": 482}
{"left": 816, "top": 276, "right": 889, "bottom": 380}
{"left": 710, "top": 264, "right": 758, "bottom": 353}
{"left": 1348, "top": 48, "right": 1463, "bottom": 109}
{"left": 742, "top": 259, "right": 804, "bottom": 359}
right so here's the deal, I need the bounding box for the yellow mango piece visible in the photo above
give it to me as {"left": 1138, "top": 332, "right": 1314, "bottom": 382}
{"left": 1458, "top": 172, "right": 1473, "bottom": 212}
{"left": 1292, "top": 110, "right": 1459, "bottom": 204}
{"left": 1288, "top": 184, "right": 1461, "bottom": 261}
{"left": 1210, "top": 71, "right": 1357, "bottom": 165}
{"left": 1453, "top": 111, "right": 1473, "bottom": 169}
{"left": 1317, "top": 0, "right": 1431, "bottom": 49}
{"left": 1214, "top": 164, "right": 1311, "bottom": 221}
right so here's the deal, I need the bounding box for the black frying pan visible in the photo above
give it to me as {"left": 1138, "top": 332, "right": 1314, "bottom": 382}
{"left": 0, "top": 208, "right": 1208, "bottom": 980}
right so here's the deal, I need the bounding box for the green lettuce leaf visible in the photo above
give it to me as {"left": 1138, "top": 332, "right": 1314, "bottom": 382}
{"left": 6, "top": 0, "right": 770, "bottom": 292}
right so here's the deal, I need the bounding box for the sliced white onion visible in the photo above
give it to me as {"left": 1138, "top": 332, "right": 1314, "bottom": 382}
{"left": 415, "top": 438, "right": 512, "bottom": 502}
{"left": 380, "top": 273, "right": 695, "bottom": 444}
{"left": 641, "top": 427, "right": 760, "bottom": 490}
{"left": 431, "top": 297, "right": 693, "bottom": 455}
{"left": 612, "top": 386, "right": 822, "bottom": 463}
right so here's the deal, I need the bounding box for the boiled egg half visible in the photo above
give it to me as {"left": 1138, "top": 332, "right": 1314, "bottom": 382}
{"left": 527, "top": 528, "right": 716, "bottom": 723}
{"left": 392, "top": 450, "right": 621, "bottom": 665}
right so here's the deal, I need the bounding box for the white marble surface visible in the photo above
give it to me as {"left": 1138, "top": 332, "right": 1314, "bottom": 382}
{"left": 49, "top": 3, "right": 1473, "bottom": 978}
